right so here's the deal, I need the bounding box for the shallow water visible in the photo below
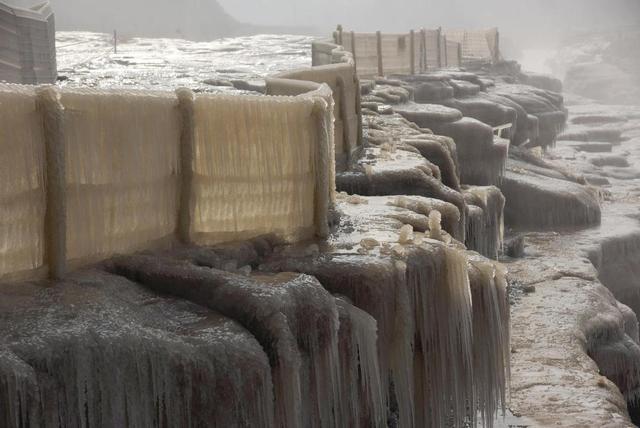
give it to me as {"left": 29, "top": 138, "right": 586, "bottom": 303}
{"left": 56, "top": 31, "right": 315, "bottom": 92}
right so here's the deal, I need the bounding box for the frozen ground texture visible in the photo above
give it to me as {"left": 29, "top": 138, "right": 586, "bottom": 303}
{"left": 507, "top": 99, "right": 640, "bottom": 426}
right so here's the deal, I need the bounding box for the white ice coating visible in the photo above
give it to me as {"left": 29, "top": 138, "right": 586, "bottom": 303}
{"left": 62, "top": 88, "right": 181, "bottom": 262}
{"left": 0, "top": 85, "right": 46, "bottom": 277}
{"left": 335, "top": 296, "right": 386, "bottom": 427}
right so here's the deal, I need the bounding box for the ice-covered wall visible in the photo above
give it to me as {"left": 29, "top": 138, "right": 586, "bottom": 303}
{"left": 0, "top": 83, "right": 334, "bottom": 280}
{"left": 268, "top": 62, "right": 361, "bottom": 169}
{"left": 0, "top": 85, "right": 46, "bottom": 279}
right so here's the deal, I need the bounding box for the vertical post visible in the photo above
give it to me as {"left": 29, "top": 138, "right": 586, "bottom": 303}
{"left": 376, "top": 30, "right": 383, "bottom": 77}
{"left": 494, "top": 30, "right": 500, "bottom": 63}
{"left": 337, "top": 25, "right": 343, "bottom": 45}
{"left": 420, "top": 29, "right": 427, "bottom": 71}
{"left": 355, "top": 76, "right": 363, "bottom": 149}
{"left": 336, "top": 76, "right": 352, "bottom": 161}
{"left": 311, "top": 100, "right": 331, "bottom": 239}
{"left": 436, "top": 27, "right": 443, "bottom": 68}
{"left": 443, "top": 35, "right": 448, "bottom": 67}
{"left": 176, "top": 88, "right": 195, "bottom": 245}
{"left": 350, "top": 31, "right": 357, "bottom": 70}
{"left": 113, "top": 30, "right": 117, "bottom": 54}
{"left": 36, "top": 86, "right": 66, "bottom": 280}
{"left": 409, "top": 30, "right": 415, "bottom": 75}
{"left": 458, "top": 43, "right": 462, "bottom": 67}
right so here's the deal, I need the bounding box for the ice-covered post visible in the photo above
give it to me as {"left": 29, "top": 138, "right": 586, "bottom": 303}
{"left": 350, "top": 31, "right": 357, "bottom": 69}
{"left": 420, "top": 28, "right": 427, "bottom": 71}
{"left": 355, "top": 75, "right": 363, "bottom": 148}
{"left": 336, "top": 75, "right": 355, "bottom": 163}
{"left": 494, "top": 29, "right": 500, "bottom": 63}
{"left": 311, "top": 98, "right": 331, "bottom": 238}
{"left": 337, "top": 25, "right": 343, "bottom": 45}
{"left": 113, "top": 30, "right": 117, "bottom": 54}
{"left": 36, "top": 86, "right": 66, "bottom": 280}
{"left": 458, "top": 43, "right": 462, "bottom": 67}
{"left": 443, "top": 35, "right": 448, "bottom": 67}
{"left": 409, "top": 30, "right": 416, "bottom": 75}
{"left": 376, "top": 31, "right": 383, "bottom": 77}
{"left": 436, "top": 27, "right": 443, "bottom": 68}
{"left": 176, "top": 88, "right": 195, "bottom": 244}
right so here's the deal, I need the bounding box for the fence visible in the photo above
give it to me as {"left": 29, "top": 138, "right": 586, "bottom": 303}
{"left": 0, "top": 83, "right": 334, "bottom": 281}
{"left": 0, "top": 1, "right": 57, "bottom": 84}
{"left": 325, "top": 26, "right": 501, "bottom": 77}
{"left": 329, "top": 26, "right": 463, "bottom": 77}
{"left": 443, "top": 28, "right": 500, "bottom": 64}
{"left": 267, "top": 61, "right": 362, "bottom": 170}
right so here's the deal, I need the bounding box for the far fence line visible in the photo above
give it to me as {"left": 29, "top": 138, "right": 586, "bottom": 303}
{"left": 332, "top": 25, "right": 500, "bottom": 77}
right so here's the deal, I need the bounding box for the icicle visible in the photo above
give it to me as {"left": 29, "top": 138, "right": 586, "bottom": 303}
{"left": 467, "top": 255, "right": 511, "bottom": 428}
{"left": 335, "top": 296, "right": 386, "bottom": 427}
{"left": 406, "top": 243, "right": 474, "bottom": 428}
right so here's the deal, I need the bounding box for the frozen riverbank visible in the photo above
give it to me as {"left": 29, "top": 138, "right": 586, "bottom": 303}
{"left": 507, "top": 98, "right": 640, "bottom": 426}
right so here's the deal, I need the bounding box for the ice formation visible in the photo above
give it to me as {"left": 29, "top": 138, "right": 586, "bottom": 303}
{"left": 0, "top": 271, "right": 275, "bottom": 427}
{"left": 0, "top": 85, "right": 46, "bottom": 278}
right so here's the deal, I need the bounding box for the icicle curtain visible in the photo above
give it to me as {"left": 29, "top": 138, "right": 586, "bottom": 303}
{"left": 61, "top": 89, "right": 181, "bottom": 263}
{"left": 0, "top": 85, "right": 46, "bottom": 278}
{"left": 269, "top": 63, "right": 360, "bottom": 165}
{"left": 191, "top": 93, "right": 319, "bottom": 245}
{"left": 0, "top": 85, "right": 333, "bottom": 280}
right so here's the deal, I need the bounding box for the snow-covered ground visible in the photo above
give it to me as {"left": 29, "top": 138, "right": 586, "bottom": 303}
{"left": 56, "top": 31, "right": 314, "bottom": 91}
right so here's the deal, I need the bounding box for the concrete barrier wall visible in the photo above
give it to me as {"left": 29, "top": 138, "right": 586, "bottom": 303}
{"left": 0, "top": 2, "right": 57, "bottom": 84}
{"left": 0, "top": 83, "right": 334, "bottom": 280}
{"left": 268, "top": 63, "right": 360, "bottom": 170}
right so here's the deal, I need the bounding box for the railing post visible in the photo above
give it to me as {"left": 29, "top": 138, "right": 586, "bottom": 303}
{"left": 436, "top": 27, "right": 443, "bottom": 68}
{"left": 337, "top": 24, "right": 343, "bottom": 45}
{"left": 409, "top": 30, "right": 415, "bottom": 75}
{"left": 420, "top": 28, "right": 427, "bottom": 71}
{"left": 443, "top": 35, "right": 448, "bottom": 67}
{"left": 458, "top": 43, "right": 462, "bottom": 67}
{"left": 36, "top": 86, "right": 66, "bottom": 280}
{"left": 494, "top": 29, "right": 500, "bottom": 63}
{"left": 376, "top": 31, "right": 383, "bottom": 77}
{"left": 176, "top": 88, "right": 195, "bottom": 245}
{"left": 350, "top": 31, "right": 357, "bottom": 70}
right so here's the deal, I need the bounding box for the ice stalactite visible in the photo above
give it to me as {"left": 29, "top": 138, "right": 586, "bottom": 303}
{"left": 335, "top": 296, "right": 386, "bottom": 427}
{"left": 0, "top": 272, "right": 275, "bottom": 428}
{"left": 467, "top": 254, "right": 511, "bottom": 428}
{"left": 110, "top": 255, "right": 343, "bottom": 428}
{"left": 260, "top": 255, "right": 411, "bottom": 426}
{"left": 405, "top": 244, "right": 474, "bottom": 428}
{"left": 463, "top": 187, "right": 505, "bottom": 260}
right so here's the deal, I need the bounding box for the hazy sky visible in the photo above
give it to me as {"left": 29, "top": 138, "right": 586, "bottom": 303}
{"left": 39, "top": 0, "right": 640, "bottom": 47}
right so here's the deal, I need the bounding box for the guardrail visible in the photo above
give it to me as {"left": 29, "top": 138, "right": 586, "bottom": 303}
{"left": 327, "top": 26, "right": 500, "bottom": 77}
{"left": 0, "top": 84, "right": 334, "bottom": 281}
